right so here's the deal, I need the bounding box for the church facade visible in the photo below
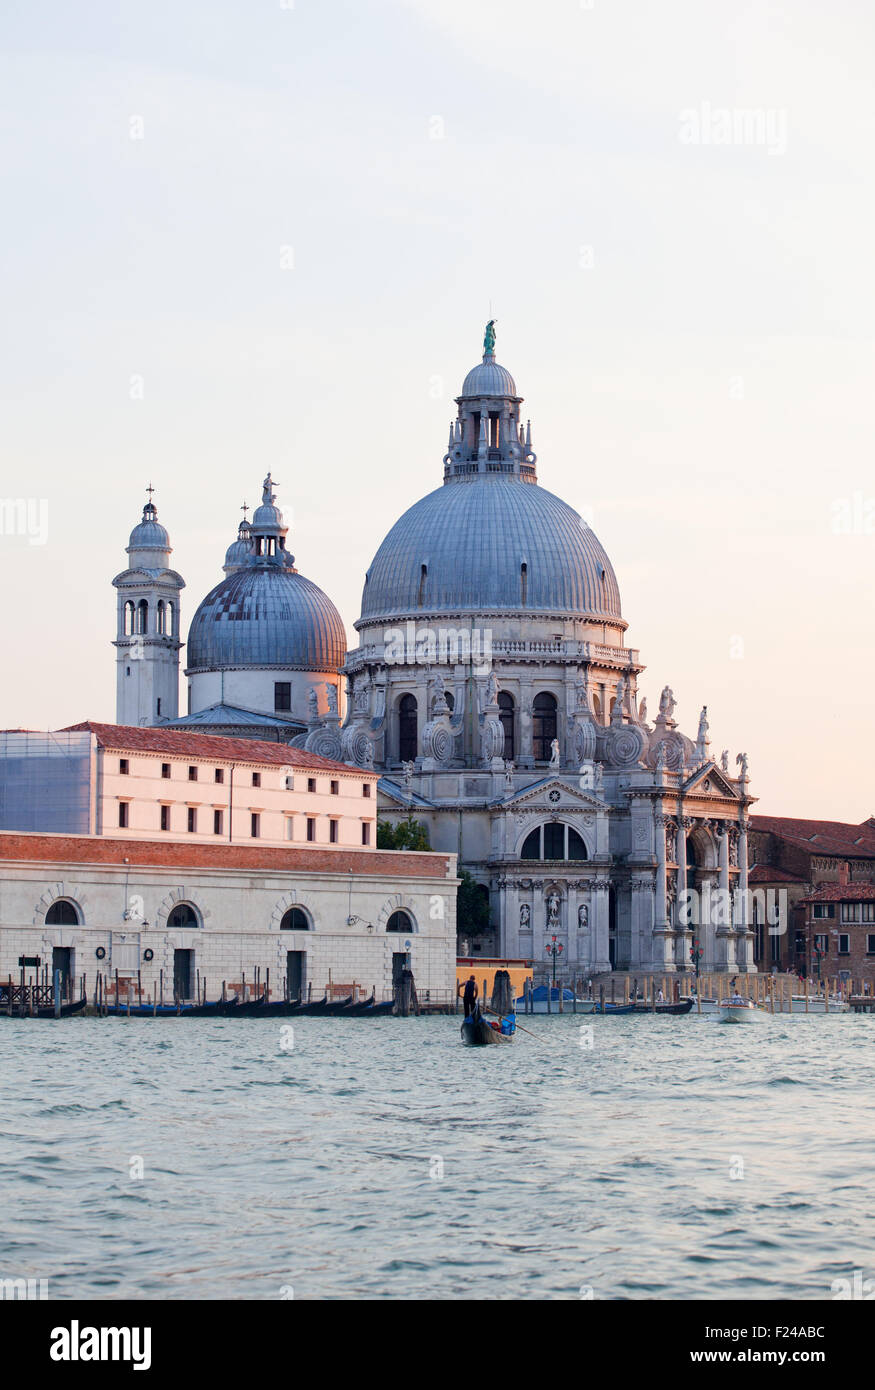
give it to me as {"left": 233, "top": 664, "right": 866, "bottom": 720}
{"left": 111, "top": 326, "right": 755, "bottom": 974}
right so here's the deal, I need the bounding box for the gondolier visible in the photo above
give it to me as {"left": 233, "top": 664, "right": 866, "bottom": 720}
{"left": 461, "top": 975, "right": 478, "bottom": 1018}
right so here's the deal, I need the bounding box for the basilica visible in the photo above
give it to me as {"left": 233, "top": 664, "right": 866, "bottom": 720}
{"left": 112, "top": 325, "right": 755, "bottom": 974}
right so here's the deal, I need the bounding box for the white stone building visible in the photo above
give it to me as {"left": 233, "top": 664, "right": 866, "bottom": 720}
{"left": 0, "top": 831, "right": 457, "bottom": 1004}
{"left": 98, "top": 322, "right": 756, "bottom": 977}
{"left": 335, "top": 326, "right": 755, "bottom": 974}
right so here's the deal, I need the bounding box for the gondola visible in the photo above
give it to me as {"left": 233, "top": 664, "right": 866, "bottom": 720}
{"left": 247, "top": 997, "right": 304, "bottom": 1017}
{"left": 596, "top": 1002, "right": 637, "bottom": 1015}
{"left": 460, "top": 1003, "right": 513, "bottom": 1045}
{"left": 341, "top": 993, "right": 377, "bottom": 1015}
{"left": 321, "top": 995, "right": 355, "bottom": 1015}
{"left": 233, "top": 994, "right": 270, "bottom": 1016}
{"left": 102, "top": 996, "right": 240, "bottom": 1017}
{"left": 357, "top": 999, "right": 395, "bottom": 1016}
{"left": 654, "top": 998, "right": 694, "bottom": 1015}
{"left": 296, "top": 996, "right": 330, "bottom": 1015}
{"left": 22, "top": 996, "right": 88, "bottom": 1020}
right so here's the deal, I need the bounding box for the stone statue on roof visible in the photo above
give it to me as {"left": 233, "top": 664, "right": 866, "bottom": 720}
{"left": 484, "top": 320, "right": 496, "bottom": 355}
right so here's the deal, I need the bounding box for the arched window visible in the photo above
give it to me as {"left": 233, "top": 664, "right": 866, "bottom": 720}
{"left": 387, "top": 910, "right": 413, "bottom": 933}
{"left": 167, "top": 903, "right": 200, "bottom": 929}
{"left": 592, "top": 692, "right": 602, "bottom": 724}
{"left": 498, "top": 692, "right": 515, "bottom": 760}
{"left": 280, "top": 907, "right": 310, "bottom": 931}
{"left": 520, "top": 562, "right": 528, "bottom": 606}
{"left": 520, "top": 824, "right": 588, "bottom": 861}
{"left": 156, "top": 600, "right": 166, "bottom": 635}
{"left": 532, "top": 692, "right": 557, "bottom": 761}
{"left": 398, "top": 695, "right": 418, "bottom": 762}
{"left": 417, "top": 564, "right": 427, "bottom": 607}
{"left": 167, "top": 601, "right": 174, "bottom": 637}
{"left": 686, "top": 836, "right": 698, "bottom": 890}
{"left": 124, "top": 601, "right": 136, "bottom": 636}
{"left": 137, "top": 599, "right": 149, "bottom": 635}
{"left": 45, "top": 899, "right": 79, "bottom": 926}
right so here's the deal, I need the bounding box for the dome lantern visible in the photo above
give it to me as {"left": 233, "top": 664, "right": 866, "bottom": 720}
{"left": 444, "top": 322, "right": 536, "bottom": 484}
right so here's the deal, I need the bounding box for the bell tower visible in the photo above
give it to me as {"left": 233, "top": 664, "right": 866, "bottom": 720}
{"left": 112, "top": 489, "right": 185, "bottom": 726}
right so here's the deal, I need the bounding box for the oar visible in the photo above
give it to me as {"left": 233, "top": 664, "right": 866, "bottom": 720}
{"left": 481, "top": 1003, "right": 550, "bottom": 1045}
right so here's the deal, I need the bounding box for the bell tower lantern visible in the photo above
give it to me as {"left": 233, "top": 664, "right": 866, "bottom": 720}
{"left": 112, "top": 488, "right": 185, "bottom": 726}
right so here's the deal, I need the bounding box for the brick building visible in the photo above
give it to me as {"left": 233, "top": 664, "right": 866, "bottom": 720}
{"left": 748, "top": 815, "right": 875, "bottom": 977}
{"left": 797, "top": 883, "right": 875, "bottom": 987}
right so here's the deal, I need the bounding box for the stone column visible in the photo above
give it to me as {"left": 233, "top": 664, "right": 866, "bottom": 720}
{"left": 735, "top": 823, "right": 754, "bottom": 971}
{"left": 591, "top": 876, "right": 611, "bottom": 974}
{"left": 502, "top": 877, "right": 519, "bottom": 959}
{"left": 675, "top": 817, "right": 689, "bottom": 967}
{"left": 714, "top": 823, "right": 736, "bottom": 971}
{"left": 648, "top": 815, "right": 674, "bottom": 969}
{"left": 655, "top": 814, "right": 668, "bottom": 927}
{"left": 519, "top": 679, "right": 534, "bottom": 768}
{"left": 629, "top": 878, "right": 651, "bottom": 969}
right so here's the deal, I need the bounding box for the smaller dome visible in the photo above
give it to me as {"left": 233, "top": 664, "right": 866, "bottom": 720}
{"left": 128, "top": 501, "right": 169, "bottom": 552}
{"left": 459, "top": 357, "right": 518, "bottom": 399}
{"left": 251, "top": 502, "right": 284, "bottom": 532}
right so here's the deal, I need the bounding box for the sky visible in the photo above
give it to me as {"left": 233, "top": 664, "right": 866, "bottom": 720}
{"left": 0, "top": 0, "right": 872, "bottom": 820}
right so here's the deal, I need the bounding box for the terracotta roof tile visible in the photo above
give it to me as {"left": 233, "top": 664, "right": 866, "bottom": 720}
{"left": 750, "top": 815, "right": 875, "bottom": 860}
{"left": 0, "top": 831, "right": 452, "bottom": 878}
{"left": 799, "top": 884, "right": 875, "bottom": 904}
{"left": 59, "top": 721, "right": 369, "bottom": 777}
{"left": 748, "top": 864, "right": 807, "bottom": 884}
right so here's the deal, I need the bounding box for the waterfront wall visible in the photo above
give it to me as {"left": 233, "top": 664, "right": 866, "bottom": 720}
{"left": 0, "top": 833, "right": 458, "bottom": 1001}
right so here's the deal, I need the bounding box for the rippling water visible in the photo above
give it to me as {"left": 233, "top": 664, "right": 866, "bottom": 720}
{"left": 2, "top": 1011, "right": 873, "bottom": 1300}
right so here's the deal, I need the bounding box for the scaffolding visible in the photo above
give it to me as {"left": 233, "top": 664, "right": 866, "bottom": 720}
{"left": 0, "top": 731, "right": 92, "bottom": 833}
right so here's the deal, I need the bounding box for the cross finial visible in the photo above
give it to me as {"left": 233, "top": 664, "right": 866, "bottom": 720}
{"left": 241, "top": 500, "right": 249, "bottom": 520}
{"left": 146, "top": 481, "right": 155, "bottom": 502}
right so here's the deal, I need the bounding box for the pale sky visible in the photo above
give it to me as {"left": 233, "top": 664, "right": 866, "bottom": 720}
{"left": 1, "top": 0, "right": 872, "bottom": 819}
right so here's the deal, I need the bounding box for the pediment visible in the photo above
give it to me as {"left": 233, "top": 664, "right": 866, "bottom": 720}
{"left": 682, "top": 762, "right": 739, "bottom": 800}
{"left": 494, "top": 776, "right": 605, "bottom": 813}
{"left": 376, "top": 778, "right": 435, "bottom": 810}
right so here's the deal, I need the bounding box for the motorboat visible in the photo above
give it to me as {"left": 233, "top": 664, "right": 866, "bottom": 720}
{"left": 718, "top": 998, "right": 769, "bottom": 1023}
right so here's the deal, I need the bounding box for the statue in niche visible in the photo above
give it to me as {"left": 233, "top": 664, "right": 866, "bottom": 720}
{"left": 578, "top": 904, "right": 588, "bottom": 929}
{"left": 549, "top": 739, "right": 561, "bottom": 769}
{"left": 519, "top": 903, "right": 531, "bottom": 928}
{"left": 547, "top": 893, "right": 560, "bottom": 927}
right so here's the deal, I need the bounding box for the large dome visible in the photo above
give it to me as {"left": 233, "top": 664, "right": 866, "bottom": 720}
{"left": 358, "top": 476, "right": 622, "bottom": 623}
{"left": 187, "top": 564, "right": 346, "bottom": 671}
